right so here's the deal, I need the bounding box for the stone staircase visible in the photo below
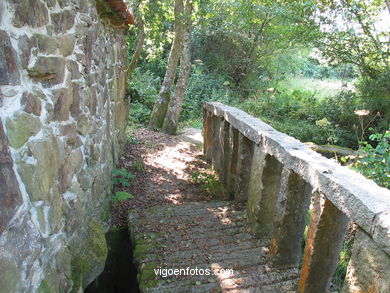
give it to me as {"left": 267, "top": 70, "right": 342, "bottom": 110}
{"left": 128, "top": 201, "right": 299, "bottom": 292}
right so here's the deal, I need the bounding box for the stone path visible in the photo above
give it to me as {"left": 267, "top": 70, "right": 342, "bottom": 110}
{"left": 128, "top": 201, "right": 299, "bottom": 292}
{"left": 118, "top": 129, "right": 300, "bottom": 292}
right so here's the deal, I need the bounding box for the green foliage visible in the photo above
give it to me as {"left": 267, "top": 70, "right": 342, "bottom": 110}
{"left": 128, "top": 68, "right": 161, "bottom": 126}
{"left": 112, "top": 168, "right": 135, "bottom": 188}
{"left": 189, "top": 171, "right": 225, "bottom": 197}
{"left": 181, "top": 62, "right": 235, "bottom": 122}
{"left": 351, "top": 131, "right": 390, "bottom": 189}
{"left": 134, "top": 160, "right": 145, "bottom": 172}
{"left": 127, "top": 132, "right": 140, "bottom": 145}
{"left": 111, "top": 191, "right": 133, "bottom": 202}
{"left": 333, "top": 234, "right": 355, "bottom": 288}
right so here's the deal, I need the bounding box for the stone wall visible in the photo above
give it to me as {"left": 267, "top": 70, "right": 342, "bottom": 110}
{"left": 203, "top": 102, "right": 390, "bottom": 293}
{"left": 0, "top": 0, "right": 131, "bottom": 292}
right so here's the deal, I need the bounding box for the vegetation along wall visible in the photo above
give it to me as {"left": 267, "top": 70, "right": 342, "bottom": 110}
{"left": 0, "top": 0, "right": 133, "bottom": 292}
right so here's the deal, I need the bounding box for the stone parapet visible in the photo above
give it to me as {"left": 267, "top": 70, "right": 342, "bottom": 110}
{"left": 203, "top": 101, "right": 390, "bottom": 292}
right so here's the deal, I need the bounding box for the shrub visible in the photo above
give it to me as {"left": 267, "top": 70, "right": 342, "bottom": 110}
{"left": 351, "top": 131, "right": 390, "bottom": 189}
{"left": 128, "top": 69, "right": 161, "bottom": 126}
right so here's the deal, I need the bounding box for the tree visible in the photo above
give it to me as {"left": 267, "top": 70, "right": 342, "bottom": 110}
{"left": 314, "top": 0, "right": 390, "bottom": 128}
{"left": 126, "top": 0, "right": 146, "bottom": 78}
{"left": 148, "top": 0, "right": 186, "bottom": 131}
{"left": 162, "top": 0, "right": 193, "bottom": 134}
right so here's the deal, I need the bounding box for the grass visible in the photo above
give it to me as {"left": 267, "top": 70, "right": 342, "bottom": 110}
{"left": 278, "top": 77, "right": 355, "bottom": 99}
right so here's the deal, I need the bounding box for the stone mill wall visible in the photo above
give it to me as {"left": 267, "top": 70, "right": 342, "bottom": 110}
{"left": 0, "top": 0, "right": 130, "bottom": 292}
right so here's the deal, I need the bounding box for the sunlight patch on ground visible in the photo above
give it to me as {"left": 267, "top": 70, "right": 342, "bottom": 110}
{"left": 152, "top": 141, "right": 197, "bottom": 179}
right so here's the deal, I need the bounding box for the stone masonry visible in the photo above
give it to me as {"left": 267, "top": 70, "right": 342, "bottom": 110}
{"left": 0, "top": 1, "right": 132, "bottom": 292}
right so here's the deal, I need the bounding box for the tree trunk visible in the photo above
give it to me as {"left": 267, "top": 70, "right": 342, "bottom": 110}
{"left": 162, "top": 1, "right": 193, "bottom": 135}
{"left": 126, "top": 2, "right": 145, "bottom": 79}
{"left": 148, "top": 0, "right": 184, "bottom": 130}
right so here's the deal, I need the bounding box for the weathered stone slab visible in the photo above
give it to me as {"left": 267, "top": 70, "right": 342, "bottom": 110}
{"left": 342, "top": 228, "right": 390, "bottom": 293}
{"left": 298, "top": 193, "right": 348, "bottom": 292}
{"left": 211, "top": 116, "right": 222, "bottom": 174}
{"left": 234, "top": 133, "right": 254, "bottom": 202}
{"left": 27, "top": 56, "right": 66, "bottom": 87}
{"left": 52, "top": 87, "right": 73, "bottom": 121}
{"left": 270, "top": 170, "right": 311, "bottom": 268}
{"left": 31, "top": 34, "right": 57, "bottom": 54}
{"left": 247, "top": 152, "right": 282, "bottom": 239}
{"left": 203, "top": 110, "right": 213, "bottom": 163}
{"left": 21, "top": 91, "right": 42, "bottom": 116}
{"left": 0, "top": 30, "right": 20, "bottom": 85}
{"left": 17, "top": 133, "right": 61, "bottom": 201}
{"left": 51, "top": 10, "right": 75, "bottom": 34}
{"left": 12, "top": 0, "right": 49, "bottom": 28}
{"left": 0, "top": 121, "right": 23, "bottom": 235}
{"left": 5, "top": 111, "right": 42, "bottom": 149}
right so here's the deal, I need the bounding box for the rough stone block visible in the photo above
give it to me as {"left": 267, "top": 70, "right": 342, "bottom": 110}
{"left": 27, "top": 56, "right": 66, "bottom": 87}
{"left": 59, "top": 148, "right": 83, "bottom": 193}
{"left": 227, "top": 126, "right": 239, "bottom": 198}
{"left": 43, "top": 0, "right": 56, "bottom": 8}
{"left": 77, "top": 115, "right": 90, "bottom": 136}
{"left": 234, "top": 133, "right": 254, "bottom": 202}
{"left": 270, "top": 170, "right": 311, "bottom": 268}
{"left": 5, "top": 111, "right": 42, "bottom": 149}
{"left": 298, "top": 194, "right": 349, "bottom": 292}
{"left": 203, "top": 109, "right": 213, "bottom": 163}
{"left": 0, "top": 252, "right": 20, "bottom": 292}
{"left": 12, "top": 0, "right": 49, "bottom": 28}
{"left": 21, "top": 91, "right": 42, "bottom": 116}
{"left": 58, "top": 34, "right": 76, "bottom": 57}
{"left": 18, "top": 35, "right": 31, "bottom": 69}
{"left": 0, "top": 121, "right": 23, "bottom": 235}
{"left": 17, "top": 133, "right": 61, "bottom": 201}
{"left": 211, "top": 116, "right": 222, "bottom": 175}
{"left": 51, "top": 10, "right": 75, "bottom": 34}
{"left": 220, "top": 120, "right": 231, "bottom": 191}
{"left": 247, "top": 153, "right": 282, "bottom": 239}
{"left": 0, "top": 30, "right": 20, "bottom": 85}
{"left": 31, "top": 34, "right": 57, "bottom": 54}
{"left": 52, "top": 87, "right": 73, "bottom": 121}
{"left": 342, "top": 228, "right": 390, "bottom": 293}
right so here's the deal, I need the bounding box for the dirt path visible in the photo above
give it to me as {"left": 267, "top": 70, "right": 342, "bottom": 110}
{"left": 111, "top": 128, "right": 210, "bottom": 227}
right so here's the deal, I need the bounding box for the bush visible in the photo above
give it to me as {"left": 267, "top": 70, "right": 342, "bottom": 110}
{"left": 351, "top": 131, "right": 390, "bottom": 189}
{"left": 128, "top": 69, "right": 161, "bottom": 126}
{"left": 181, "top": 63, "right": 235, "bottom": 123}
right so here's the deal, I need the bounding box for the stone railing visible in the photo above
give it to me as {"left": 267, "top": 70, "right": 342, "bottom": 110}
{"left": 203, "top": 102, "right": 390, "bottom": 292}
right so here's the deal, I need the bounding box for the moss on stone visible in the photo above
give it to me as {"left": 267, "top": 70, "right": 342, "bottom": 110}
{"left": 71, "top": 255, "right": 90, "bottom": 292}
{"left": 5, "top": 112, "right": 42, "bottom": 148}
{"left": 87, "top": 220, "right": 108, "bottom": 261}
{"left": 70, "top": 220, "right": 108, "bottom": 292}
{"left": 138, "top": 262, "right": 159, "bottom": 289}
{"left": 133, "top": 238, "right": 158, "bottom": 260}
{"left": 37, "top": 280, "right": 51, "bottom": 293}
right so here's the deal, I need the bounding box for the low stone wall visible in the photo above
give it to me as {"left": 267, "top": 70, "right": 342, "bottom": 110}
{"left": 0, "top": 0, "right": 131, "bottom": 292}
{"left": 203, "top": 102, "right": 390, "bottom": 292}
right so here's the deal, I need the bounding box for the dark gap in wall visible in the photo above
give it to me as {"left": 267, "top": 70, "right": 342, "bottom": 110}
{"left": 85, "top": 228, "right": 139, "bottom": 293}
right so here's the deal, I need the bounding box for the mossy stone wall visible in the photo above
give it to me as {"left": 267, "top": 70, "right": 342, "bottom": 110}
{"left": 0, "top": 0, "right": 130, "bottom": 291}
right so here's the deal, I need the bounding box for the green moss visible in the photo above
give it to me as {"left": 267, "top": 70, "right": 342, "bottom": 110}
{"left": 71, "top": 255, "right": 90, "bottom": 292}
{"left": 70, "top": 221, "right": 108, "bottom": 292}
{"left": 38, "top": 280, "right": 51, "bottom": 293}
{"left": 133, "top": 238, "right": 158, "bottom": 260}
{"left": 138, "top": 262, "right": 159, "bottom": 289}
{"left": 87, "top": 220, "right": 108, "bottom": 262}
